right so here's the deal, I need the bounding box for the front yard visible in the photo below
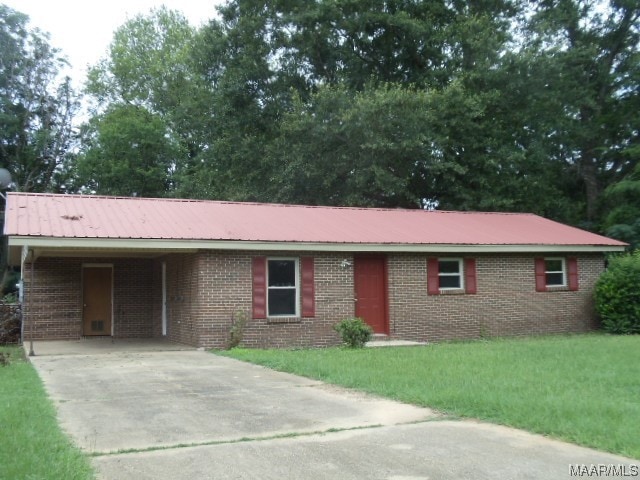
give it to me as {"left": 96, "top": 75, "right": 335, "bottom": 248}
{"left": 220, "top": 334, "right": 640, "bottom": 459}
{"left": 0, "top": 345, "right": 94, "bottom": 480}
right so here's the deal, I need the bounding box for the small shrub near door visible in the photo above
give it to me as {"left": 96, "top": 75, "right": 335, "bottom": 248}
{"left": 595, "top": 252, "right": 640, "bottom": 334}
{"left": 333, "top": 317, "right": 373, "bottom": 348}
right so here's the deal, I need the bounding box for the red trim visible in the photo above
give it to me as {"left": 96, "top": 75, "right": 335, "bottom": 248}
{"left": 427, "top": 257, "right": 440, "bottom": 295}
{"left": 252, "top": 257, "right": 267, "bottom": 318}
{"left": 383, "top": 256, "right": 390, "bottom": 335}
{"left": 465, "top": 258, "right": 477, "bottom": 294}
{"left": 534, "top": 257, "right": 547, "bottom": 292}
{"left": 567, "top": 257, "right": 579, "bottom": 291}
{"left": 301, "top": 257, "right": 315, "bottom": 317}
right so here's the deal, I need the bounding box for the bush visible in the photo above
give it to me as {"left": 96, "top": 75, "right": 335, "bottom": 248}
{"left": 0, "top": 304, "right": 21, "bottom": 345}
{"left": 227, "top": 310, "right": 248, "bottom": 349}
{"left": 2, "top": 292, "right": 18, "bottom": 304}
{"left": 595, "top": 252, "right": 640, "bottom": 334}
{"left": 333, "top": 317, "right": 373, "bottom": 348}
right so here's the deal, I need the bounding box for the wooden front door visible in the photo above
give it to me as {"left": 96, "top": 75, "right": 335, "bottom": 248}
{"left": 82, "top": 266, "right": 112, "bottom": 336}
{"left": 354, "top": 256, "right": 388, "bottom": 334}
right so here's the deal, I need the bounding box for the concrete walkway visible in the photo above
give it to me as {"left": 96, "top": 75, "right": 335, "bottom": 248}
{"left": 28, "top": 341, "right": 638, "bottom": 479}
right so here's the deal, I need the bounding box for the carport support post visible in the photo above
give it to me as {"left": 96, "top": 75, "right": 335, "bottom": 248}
{"left": 28, "top": 253, "right": 35, "bottom": 357}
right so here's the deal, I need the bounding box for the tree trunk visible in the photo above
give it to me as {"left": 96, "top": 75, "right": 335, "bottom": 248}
{"left": 580, "top": 156, "right": 600, "bottom": 223}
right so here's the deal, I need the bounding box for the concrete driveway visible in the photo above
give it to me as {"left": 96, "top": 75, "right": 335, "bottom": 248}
{"left": 29, "top": 340, "right": 637, "bottom": 479}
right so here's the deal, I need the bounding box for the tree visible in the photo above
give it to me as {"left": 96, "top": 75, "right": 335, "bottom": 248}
{"left": 86, "top": 7, "right": 204, "bottom": 116}
{"left": 265, "top": 84, "right": 434, "bottom": 207}
{"left": 75, "top": 105, "right": 180, "bottom": 197}
{"left": 206, "top": 0, "right": 519, "bottom": 91}
{"left": 602, "top": 155, "right": 640, "bottom": 249}
{"left": 84, "top": 7, "right": 212, "bottom": 195}
{"left": 0, "top": 5, "right": 77, "bottom": 193}
{"left": 191, "top": 0, "right": 523, "bottom": 204}
{"left": 247, "top": 1, "right": 576, "bottom": 216}
{"left": 187, "top": 1, "right": 304, "bottom": 201}
{"left": 525, "top": 0, "right": 640, "bottom": 223}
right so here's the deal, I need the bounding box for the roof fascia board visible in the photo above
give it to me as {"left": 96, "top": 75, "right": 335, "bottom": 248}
{"left": 7, "top": 236, "right": 626, "bottom": 253}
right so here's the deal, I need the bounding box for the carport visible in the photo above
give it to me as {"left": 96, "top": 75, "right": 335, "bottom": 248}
{"left": 15, "top": 253, "right": 182, "bottom": 349}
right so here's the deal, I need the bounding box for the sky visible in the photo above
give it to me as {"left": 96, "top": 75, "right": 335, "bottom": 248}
{"left": 3, "top": 0, "right": 226, "bottom": 88}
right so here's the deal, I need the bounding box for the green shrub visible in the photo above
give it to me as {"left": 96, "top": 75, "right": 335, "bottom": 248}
{"left": 595, "top": 252, "right": 640, "bottom": 334}
{"left": 2, "top": 292, "right": 18, "bottom": 304}
{"left": 228, "top": 310, "right": 249, "bottom": 349}
{"left": 333, "top": 317, "right": 373, "bottom": 348}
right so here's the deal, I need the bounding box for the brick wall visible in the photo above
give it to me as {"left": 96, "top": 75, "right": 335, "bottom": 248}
{"left": 23, "top": 257, "right": 82, "bottom": 340}
{"left": 168, "top": 251, "right": 354, "bottom": 349}
{"left": 164, "top": 253, "right": 200, "bottom": 346}
{"left": 113, "top": 259, "right": 157, "bottom": 338}
{"left": 23, "top": 251, "right": 606, "bottom": 347}
{"left": 23, "top": 257, "right": 159, "bottom": 340}
{"left": 387, "top": 253, "right": 605, "bottom": 342}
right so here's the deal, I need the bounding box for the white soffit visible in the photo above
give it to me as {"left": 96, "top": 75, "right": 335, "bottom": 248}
{"left": 8, "top": 236, "right": 626, "bottom": 254}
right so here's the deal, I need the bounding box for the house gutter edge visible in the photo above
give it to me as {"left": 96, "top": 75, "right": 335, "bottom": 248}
{"left": 6, "top": 235, "right": 627, "bottom": 254}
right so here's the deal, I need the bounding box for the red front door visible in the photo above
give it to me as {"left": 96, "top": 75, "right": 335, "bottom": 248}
{"left": 354, "top": 256, "right": 388, "bottom": 334}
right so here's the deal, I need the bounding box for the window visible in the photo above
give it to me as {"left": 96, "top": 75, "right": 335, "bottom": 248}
{"left": 428, "top": 257, "right": 476, "bottom": 295}
{"left": 252, "top": 256, "right": 315, "bottom": 319}
{"left": 267, "top": 258, "right": 298, "bottom": 316}
{"left": 544, "top": 258, "right": 566, "bottom": 287}
{"left": 438, "top": 259, "right": 463, "bottom": 290}
{"left": 535, "top": 257, "right": 578, "bottom": 292}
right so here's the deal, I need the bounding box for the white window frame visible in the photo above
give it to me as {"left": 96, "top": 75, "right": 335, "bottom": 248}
{"left": 267, "top": 257, "right": 300, "bottom": 317}
{"left": 438, "top": 258, "right": 464, "bottom": 291}
{"left": 544, "top": 257, "right": 567, "bottom": 287}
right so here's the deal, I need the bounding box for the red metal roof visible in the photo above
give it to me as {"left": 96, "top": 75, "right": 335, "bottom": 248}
{"left": 3, "top": 192, "right": 626, "bottom": 247}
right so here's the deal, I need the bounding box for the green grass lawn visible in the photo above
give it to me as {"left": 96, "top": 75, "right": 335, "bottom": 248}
{"left": 0, "top": 345, "right": 94, "bottom": 480}
{"left": 220, "top": 334, "right": 640, "bottom": 459}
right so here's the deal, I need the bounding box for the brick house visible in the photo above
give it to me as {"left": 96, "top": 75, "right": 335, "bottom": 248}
{"left": 4, "top": 193, "right": 626, "bottom": 348}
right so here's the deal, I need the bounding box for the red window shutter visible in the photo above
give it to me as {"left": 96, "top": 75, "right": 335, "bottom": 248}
{"left": 427, "top": 257, "right": 440, "bottom": 295}
{"left": 567, "top": 257, "right": 579, "bottom": 291}
{"left": 252, "top": 257, "right": 267, "bottom": 319}
{"left": 301, "top": 257, "right": 315, "bottom": 317}
{"left": 465, "top": 258, "right": 477, "bottom": 294}
{"left": 534, "top": 257, "right": 547, "bottom": 292}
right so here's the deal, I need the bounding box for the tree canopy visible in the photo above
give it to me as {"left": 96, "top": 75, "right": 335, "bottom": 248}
{"left": 75, "top": 104, "right": 180, "bottom": 197}
{"left": 0, "top": 4, "right": 77, "bottom": 193}
{"left": 3, "top": 0, "right": 639, "bottom": 245}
